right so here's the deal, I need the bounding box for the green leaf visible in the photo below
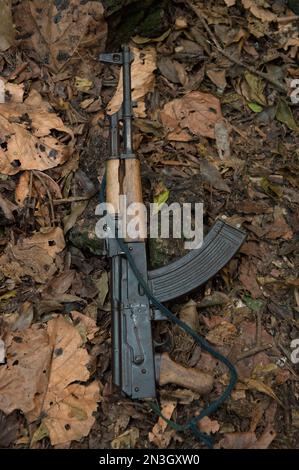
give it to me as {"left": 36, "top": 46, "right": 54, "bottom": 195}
{"left": 260, "top": 177, "right": 283, "bottom": 198}
{"left": 243, "top": 295, "right": 265, "bottom": 311}
{"left": 153, "top": 188, "right": 170, "bottom": 214}
{"left": 248, "top": 102, "right": 263, "bottom": 113}
{"left": 30, "top": 422, "right": 49, "bottom": 447}
{"left": 276, "top": 98, "right": 298, "bottom": 131}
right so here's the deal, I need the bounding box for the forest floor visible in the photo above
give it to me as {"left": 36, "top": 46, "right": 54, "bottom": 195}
{"left": 0, "top": 0, "right": 298, "bottom": 450}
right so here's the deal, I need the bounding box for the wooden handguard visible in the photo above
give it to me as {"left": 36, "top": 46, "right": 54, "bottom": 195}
{"left": 106, "top": 158, "right": 146, "bottom": 240}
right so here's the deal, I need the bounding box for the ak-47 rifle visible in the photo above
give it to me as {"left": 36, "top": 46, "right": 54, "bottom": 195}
{"left": 99, "top": 46, "right": 246, "bottom": 402}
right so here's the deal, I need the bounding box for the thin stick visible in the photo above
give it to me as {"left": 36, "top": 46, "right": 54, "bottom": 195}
{"left": 185, "top": 0, "right": 286, "bottom": 93}
{"left": 52, "top": 195, "right": 93, "bottom": 205}
{"left": 276, "top": 15, "right": 299, "bottom": 23}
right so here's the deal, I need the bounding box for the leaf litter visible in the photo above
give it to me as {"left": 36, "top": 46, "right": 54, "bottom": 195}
{"left": 0, "top": 0, "right": 298, "bottom": 451}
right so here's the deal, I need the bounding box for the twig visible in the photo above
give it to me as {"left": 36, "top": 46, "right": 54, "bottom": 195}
{"left": 276, "top": 15, "right": 299, "bottom": 23}
{"left": 185, "top": 0, "right": 286, "bottom": 93}
{"left": 53, "top": 195, "right": 94, "bottom": 205}
{"left": 237, "top": 344, "right": 272, "bottom": 361}
{"left": 236, "top": 309, "right": 272, "bottom": 361}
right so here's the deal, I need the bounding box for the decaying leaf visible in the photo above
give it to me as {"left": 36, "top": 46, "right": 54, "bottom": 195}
{"left": 200, "top": 159, "right": 230, "bottom": 192}
{"left": 241, "top": 0, "right": 277, "bottom": 22}
{"left": 148, "top": 401, "right": 176, "bottom": 448}
{"left": 0, "top": 227, "right": 65, "bottom": 283}
{"left": 161, "top": 91, "right": 223, "bottom": 141}
{"left": 0, "top": 324, "right": 51, "bottom": 415}
{"left": 0, "top": 90, "right": 74, "bottom": 175}
{"left": 15, "top": 171, "right": 30, "bottom": 207}
{"left": 245, "top": 378, "right": 281, "bottom": 404}
{"left": 111, "top": 427, "right": 139, "bottom": 449}
{"left": 107, "top": 46, "right": 156, "bottom": 118}
{"left": 198, "top": 416, "right": 220, "bottom": 435}
{"left": 14, "top": 0, "right": 107, "bottom": 72}
{"left": 0, "top": 316, "right": 100, "bottom": 447}
{"left": 206, "top": 321, "right": 237, "bottom": 346}
{"left": 239, "top": 259, "right": 262, "bottom": 299}
{"left": 0, "top": 0, "right": 14, "bottom": 51}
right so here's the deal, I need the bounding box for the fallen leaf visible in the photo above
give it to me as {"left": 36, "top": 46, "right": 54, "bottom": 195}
{"left": 0, "top": 193, "right": 16, "bottom": 222}
{"left": 14, "top": 0, "right": 107, "bottom": 72}
{"left": 108, "top": 46, "right": 156, "bottom": 118}
{"left": 75, "top": 77, "right": 93, "bottom": 92}
{"left": 71, "top": 311, "right": 99, "bottom": 341}
{"left": 0, "top": 324, "right": 51, "bottom": 415}
{"left": 245, "top": 378, "right": 282, "bottom": 404}
{"left": 0, "top": 90, "right": 74, "bottom": 175}
{"left": 200, "top": 159, "right": 230, "bottom": 192}
{"left": 15, "top": 171, "right": 30, "bottom": 206}
{"left": 161, "top": 91, "right": 222, "bottom": 141}
{"left": 206, "top": 321, "right": 237, "bottom": 346}
{"left": 0, "top": 0, "right": 14, "bottom": 51}
{"left": 4, "top": 82, "right": 24, "bottom": 103}
{"left": 111, "top": 427, "right": 139, "bottom": 449}
{"left": 215, "top": 121, "right": 231, "bottom": 159}
{"left": 239, "top": 259, "right": 262, "bottom": 298}
{"left": 94, "top": 271, "right": 109, "bottom": 308}
{"left": 198, "top": 416, "right": 220, "bottom": 435}
{"left": 179, "top": 300, "right": 199, "bottom": 330}
{"left": 218, "top": 431, "right": 257, "bottom": 449}
{"left": 0, "top": 227, "right": 65, "bottom": 283}
{"left": 0, "top": 316, "right": 100, "bottom": 447}
{"left": 148, "top": 401, "right": 176, "bottom": 448}
{"left": 243, "top": 72, "right": 267, "bottom": 106}
{"left": 241, "top": 0, "right": 277, "bottom": 22}
{"left": 276, "top": 98, "right": 298, "bottom": 131}
{"left": 132, "top": 29, "right": 171, "bottom": 45}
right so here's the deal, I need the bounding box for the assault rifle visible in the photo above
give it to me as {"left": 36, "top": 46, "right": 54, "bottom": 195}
{"left": 99, "top": 46, "right": 246, "bottom": 400}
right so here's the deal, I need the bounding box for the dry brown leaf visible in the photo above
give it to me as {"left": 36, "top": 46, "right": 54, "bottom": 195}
{"left": 71, "top": 311, "right": 99, "bottom": 341}
{"left": 0, "top": 324, "right": 51, "bottom": 415}
{"left": 5, "top": 82, "right": 24, "bottom": 103}
{"left": 179, "top": 300, "right": 198, "bottom": 330}
{"left": 218, "top": 431, "right": 257, "bottom": 449}
{"left": 111, "top": 427, "right": 139, "bottom": 449}
{"left": 39, "top": 317, "right": 100, "bottom": 446}
{"left": 0, "top": 193, "right": 16, "bottom": 221}
{"left": 0, "top": 0, "right": 14, "bottom": 51}
{"left": 0, "top": 317, "right": 100, "bottom": 447}
{"left": 107, "top": 46, "right": 156, "bottom": 118}
{"left": 148, "top": 401, "right": 176, "bottom": 448}
{"left": 206, "top": 321, "right": 237, "bottom": 346}
{"left": 161, "top": 91, "right": 222, "bottom": 141}
{"left": 0, "top": 90, "right": 74, "bottom": 175}
{"left": 14, "top": 0, "right": 107, "bottom": 72}
{"left": 241, "top": 0, "right": 277, "bottom": 22}
{"left": 239, "top": 259, "right": 262, "bottom": 298}
{"left": 224, "top": 0, "right": 236, "bottom": 5}
{"left": 245, "top": 378, "right": 282, "bottom": 404}
{"left": 265, "top": 207, "right": 293, "bottom": 240}
{"left": 0, "top": 227, "right": 65, "bottom": 283}
{"left": 15, "top": 171, "right": 30, "bottom": 206}
{"left": 198, "top": 416, "right": 220, "bottom": 435}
